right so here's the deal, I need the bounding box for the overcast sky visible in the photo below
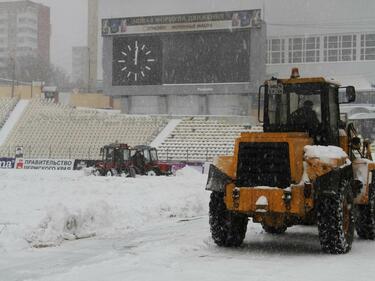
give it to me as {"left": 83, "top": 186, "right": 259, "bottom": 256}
{"left": 3, "top": 0, "right": 375, "bottom": 76}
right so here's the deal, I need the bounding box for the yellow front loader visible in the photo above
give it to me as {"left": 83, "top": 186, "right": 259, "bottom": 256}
{"left": 206, "top": 69, "right": 375, "bottom": 254}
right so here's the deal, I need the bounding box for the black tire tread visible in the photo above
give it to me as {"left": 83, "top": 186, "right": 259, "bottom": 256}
{"left": 355, "top": 183, "right": 375, "bottom": 239}
{"left": 209, "top": 192, "right": 248, "bottom": 247}
{"left": 317, "top": 180, "right": 354, "bottom": 254}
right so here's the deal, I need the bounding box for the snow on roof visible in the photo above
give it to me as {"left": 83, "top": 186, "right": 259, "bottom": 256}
{"left": 333, "top": 76, "right": 374, "bottom": 91}
{"left": 340, "top": 104, "right": 375, "bottom": 118}
{"left": 349, "top": 112, "right": 375, "bottom": 120}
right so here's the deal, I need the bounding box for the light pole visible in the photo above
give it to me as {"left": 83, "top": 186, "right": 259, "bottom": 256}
{"left": 87, "top": 46, "right": 90, "bottom": 93}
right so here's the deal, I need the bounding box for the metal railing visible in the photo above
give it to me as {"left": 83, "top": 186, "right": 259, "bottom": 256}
{"left": 0, "top": 145, "right": 235, "bottom": 162}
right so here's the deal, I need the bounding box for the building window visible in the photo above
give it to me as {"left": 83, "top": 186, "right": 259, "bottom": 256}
{"left": 324, "top": 34, "right": 356, "bottom": 62}
{"left": 288, "top": 36, "right": 320, "bottom": 63}
{"left": 324, "top": 36, "right": 339, "bottom": 61}
{"left": 305, "top": 37, "right": 320, "bottom": 62}
{"left": 361, "top": 34, "right": 375, "bottom": 60}
{"left": 267, "top": 38, "right": 285, "bottom": 64}
{"left": 341, "top": 35, "right": 356, "bottom": 61}
{"left": 288, "top": 38, "right": 302, "bottom": 63}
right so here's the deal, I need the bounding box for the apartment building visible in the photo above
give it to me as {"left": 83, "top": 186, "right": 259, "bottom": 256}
{"left": 0, "top": 0, "right": 50, "bottom": 74}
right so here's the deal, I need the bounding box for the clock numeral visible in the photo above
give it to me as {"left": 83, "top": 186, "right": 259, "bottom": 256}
{"left": 146, "top": 51, "right": 151, "bottom": 55}
{"left": 127, "top": 45, "right": 132, "bottom": 51}
{"left": 127, "top": 72, "right": 132, "bottom": 78}
{"left": 121, "top": 52, "right": 127, "bottom": 56}
{"left": 145, "top": 66, "right": 151, "bottom": 71}
{"left": 121, "top": 66, "right": 127, "bottom": 71}
{"left": 135, "top": 73, "right": 138, "bottom": 81}
{"left": 147, "top": 59, "right": 155, "bottom": 62}
{"left": 141, "top": 71, "right": 145, "bottom": 77}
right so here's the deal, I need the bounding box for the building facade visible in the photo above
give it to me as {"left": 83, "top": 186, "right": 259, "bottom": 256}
{"left": 266, "top": 31, "right": 375, "bottom": 95}
{"left": 0, "top": 0, "right": 50, "bottom": 74}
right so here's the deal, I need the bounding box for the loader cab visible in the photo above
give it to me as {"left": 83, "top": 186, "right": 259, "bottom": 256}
{"left": 260, "top": 72, "right": 356, "bottom": 146}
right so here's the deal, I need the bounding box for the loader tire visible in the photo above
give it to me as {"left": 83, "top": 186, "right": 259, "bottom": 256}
{"left": 209, "top": 191, "right": 248, "bottom": 247}
{"left": 355, "top": 183, "right": 375, "bottom": 239}
{"left": 317, "top": 179, "right": 354, "bottom": 254}
{"left": 261, "top": 223, "right": 287, "bottom": 234}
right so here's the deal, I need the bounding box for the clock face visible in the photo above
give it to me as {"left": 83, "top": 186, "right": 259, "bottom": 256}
{"left": 112, "top": 37, "right": 162, "bottom": 86}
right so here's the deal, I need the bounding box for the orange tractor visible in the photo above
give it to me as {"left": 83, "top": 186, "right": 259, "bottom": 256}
{"left": 206, "top": 69, "right": 375, "bottom": 254}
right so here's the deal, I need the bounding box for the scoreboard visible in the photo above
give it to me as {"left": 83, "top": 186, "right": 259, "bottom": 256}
{"left": 102, "top": 10, "right": 264, "bottom": 96}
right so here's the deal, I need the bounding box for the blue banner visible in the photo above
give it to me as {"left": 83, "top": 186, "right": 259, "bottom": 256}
{"left": 0, "top": 158, "right": 15, "bottom": 169}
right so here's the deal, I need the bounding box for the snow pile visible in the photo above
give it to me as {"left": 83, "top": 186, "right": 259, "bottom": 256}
{"left": 303, "top": 145, "right": 350, "bottom": 181}
{"left": 25, "top": 202, "right": 111, "bottom": 247}
{"left": 0, "top": 167, "right": 208, "bottom": 250}
{"left": 304, "top": 145, "right": 349, "bottom": 168}
{"left": 304, "top": 145, "right": 348, "bottom": 159}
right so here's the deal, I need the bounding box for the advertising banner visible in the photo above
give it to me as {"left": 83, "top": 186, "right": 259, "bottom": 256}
{"left": 102, "top": 10, "right": 261, "bottom": 36}
{"left": 0, "top": 158, "right": 15, "bottom": 169}
{"left": 15, "top": 159, "right": 75, "bottom": 170}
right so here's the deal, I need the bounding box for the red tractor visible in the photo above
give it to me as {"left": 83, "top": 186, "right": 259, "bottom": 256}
{"left": 94, "top": 143, "right": 136, "bottom": 177}
{"left": 131, "top": 145, "right": 174, "bottom": 176}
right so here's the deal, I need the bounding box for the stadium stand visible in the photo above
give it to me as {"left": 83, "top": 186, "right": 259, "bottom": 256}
{"left": 0, "top": 99, "right": 259, "bottom": 162}
{"left": 0, "top": 98, "right": 168, "bottom": 159}
{"left": 0, "top": 97, "right": 19, "bottom": 128}
{"left": 156, "top": 117, "right": 253, "bottom": 161}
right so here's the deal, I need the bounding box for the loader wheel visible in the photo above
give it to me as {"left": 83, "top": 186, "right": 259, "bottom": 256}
{"left": 355, "top": 183, "right": 375, "bottom": 239}
{"left": 106, "top": 170, "right": 113, "bottom": 177}
{"left": 209, "top": 191, "right": 248, "bottom": 247}
{"left": 317, "top": 179, "right": 354, "bottom": 254}
{"left": 261, "top": 223, "right": 287, "bottom": 234}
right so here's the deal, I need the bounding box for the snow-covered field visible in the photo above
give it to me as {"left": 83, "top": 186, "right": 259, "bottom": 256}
{"left": 1, "top": 168, "right": 375, "bottom": 281}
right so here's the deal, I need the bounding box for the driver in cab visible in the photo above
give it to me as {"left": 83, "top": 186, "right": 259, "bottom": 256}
{"left": 289, "top": 100, "right": 320, "bottom": 136}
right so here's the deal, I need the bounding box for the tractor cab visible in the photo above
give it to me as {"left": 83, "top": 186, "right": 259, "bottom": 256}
{"left": 101, "top": 143, "right": 131, "bottom": 164}
{"left": 131, "top": 145, "right": 173, "bottom": 176}
{"left": 94, "top": 143, "right": 135, "bottom": 177}
{"left": 260, "top": 69, "right": 356, "bottom": 147}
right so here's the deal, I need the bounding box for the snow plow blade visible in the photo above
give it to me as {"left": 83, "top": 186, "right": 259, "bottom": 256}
{"left": 206, "top": 164, "right": 233, "bottom": 193}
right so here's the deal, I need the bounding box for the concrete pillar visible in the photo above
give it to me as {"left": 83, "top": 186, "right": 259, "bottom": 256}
{"left": 121, "top": 96, "right": 131, "bottom": 114}
{"left": 158, "top": 95, "right": 168, "bottom": 114}
{"left": 88, "top": 0, "right": 98, "bottom": 92}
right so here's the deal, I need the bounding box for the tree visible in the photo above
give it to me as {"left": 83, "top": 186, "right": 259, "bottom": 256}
{"left": 2, "top": 54, "right": 73, "bottom": 90}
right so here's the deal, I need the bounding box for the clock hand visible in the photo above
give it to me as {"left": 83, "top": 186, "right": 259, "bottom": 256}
{"left": 134, "top": 41, "right": 139, "bottom": 66}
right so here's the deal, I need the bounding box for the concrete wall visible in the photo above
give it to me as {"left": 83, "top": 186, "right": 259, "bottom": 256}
{"left": 208, "top": 94, "right": 250, "bottom": 116}
{"left": 167, "top": 95, "right": 204, "bottom": 115}
{"left": 0, "top": 85, "right": 42, "bottom": 99}
{"left": 69, "top": 93, "right": 114, "bottom": 109}
{"left": 118, "top": 93, "right": 255, "bottom": 116}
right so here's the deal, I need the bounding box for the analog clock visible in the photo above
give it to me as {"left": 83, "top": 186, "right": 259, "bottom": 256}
{"left": 113, "top": 37, "right": 162, "bottom": 86}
